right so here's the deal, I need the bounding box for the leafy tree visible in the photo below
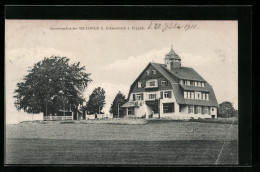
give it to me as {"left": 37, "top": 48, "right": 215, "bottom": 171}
{"left": 218, "top": 101, "right": 237, "bottom": 118}
{"left": 86, "top": 87, "right": 106, "bottom": 114}
{"left": 14, "top": 56, "right": 92, "bottom": 116}
{"left": 110, "top": 91, "right": 127, "bottom": 118}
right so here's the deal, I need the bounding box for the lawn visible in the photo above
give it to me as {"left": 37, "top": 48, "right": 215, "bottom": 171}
{"left": 5, "top": 119, "right": 238, "bottom": 165}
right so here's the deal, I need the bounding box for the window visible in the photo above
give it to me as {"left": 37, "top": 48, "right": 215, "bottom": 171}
{"left": 187, "top": 81, "right": 190, "bottom": 86}
{"left": 184, "top": 91, "right": 187, "bottom": 98}
{"left": 152, "top": 70, "right": 156, "bottom": 74}
{"left": 189, "top": 105, "right": 194, "bottom": 113}
{"left": 163, "top": 103, "right": 174, "bottom": 113}
{"left": 146, "top": 79, "right": 158, "bottom": 88}
{"left": 205, "top": 94, "right": 209, "bottom": 100}
{"left": 146, "top": 70, "right": 150, "bottom": 75}
{"left": 190, "top": 92, "right": 194, "bottom": 99}
{"left": 195, "top": 81, "right": 197, "bottom": 86}
{"left": 128, "top": 108, "right": 133, "bottom": 115}
{"left": 198, "top": 82, "right": 201, "bottom": 87}
{"left": 180, "top": 80, "right": 183, "bottom": 85}
{"left": 136, "top": 94, "right": 141, "bottom": 100}
{"left": 197, "top": 93, "right": 200, "bottom": 99}
{"left": 148, "top": 94, "right": 157, "bottom": 100}
{"left": 164, "top": 91, "right": 171, "bottom": 98}
{"left": 150, "top": 81, "right": 155, "bottom": 86}
{"left": 133, "top": 93, "right": 143, "bottom": 101}
{"left": 202, "top": 82, "right": 205, "bottom": 87}
{"left": 137, "top": 82, "right": 142, "bottom": 88}
{"left": 203, "top": 107, "right": 208, "bottom": 114}
{"left": 161, "top": 80, "right": 168, "bottom": 86}
{"left": 197, "top": 106, "right": 201, "bottom": 114}
{"left": 190, "top": 81, "right": 194, "bottom": 86}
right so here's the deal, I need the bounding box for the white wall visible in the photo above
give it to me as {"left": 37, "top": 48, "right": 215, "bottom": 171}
{"left": 210, "top": 107, "right": 217, "bottom": 117}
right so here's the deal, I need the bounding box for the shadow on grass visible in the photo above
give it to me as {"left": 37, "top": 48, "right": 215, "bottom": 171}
{"left": 5, "top": 138, "right": 238, "bottom": 165}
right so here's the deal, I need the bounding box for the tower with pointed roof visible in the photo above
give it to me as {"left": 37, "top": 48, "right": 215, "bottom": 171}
{"left": 165, "top": 45, "right": 181, "bottom": 69}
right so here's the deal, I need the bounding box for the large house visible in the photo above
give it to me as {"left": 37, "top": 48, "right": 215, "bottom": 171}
{"left": 122, "top": 46, "right": 218, "bottom": 119}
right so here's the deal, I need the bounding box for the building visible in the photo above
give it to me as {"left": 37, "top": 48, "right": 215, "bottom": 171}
{"left": 121, "top": 46, "right": 218, "bottom": 119}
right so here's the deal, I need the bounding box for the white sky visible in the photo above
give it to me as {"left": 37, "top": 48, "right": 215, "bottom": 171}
{"left": 5, "top": 20, "right": 238, "bottom": 124}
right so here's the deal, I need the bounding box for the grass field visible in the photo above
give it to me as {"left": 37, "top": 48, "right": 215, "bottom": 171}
{"left": 5, "top": 119, "right": 238, "bottom": 165}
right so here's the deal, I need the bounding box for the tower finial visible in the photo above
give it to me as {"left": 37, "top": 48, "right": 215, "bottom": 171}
{"left": 171, "top": 45, "right": 173, "bottom": 50}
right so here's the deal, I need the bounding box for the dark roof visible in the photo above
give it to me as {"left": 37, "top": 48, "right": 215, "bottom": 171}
{"left": 180, "top": 85, "right": 210, "bottom": 92}
{"left": 165, "top": 46, "right": 181, "bottom": 60}
{"left": 205, "top": 83, "right": 218, "bottom": 107}
{"left": 151, "top": 63, "right": 178, "bottom": 83}
{"left": 171, "top": 84, "right": 186, "bottom": 104}
{"left": 162, "top": 65, "right": 205, "bottom": 81}
{"left": 127, "top": 62, "right": 218, "bottom": 107}
{"left": 183, "top": 99, "right": 211, "bottom": 106}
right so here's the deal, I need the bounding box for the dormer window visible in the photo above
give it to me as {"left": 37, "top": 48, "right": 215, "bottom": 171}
{"left": 146, "top": 70, "right": 150, "bottom": 75}
{"left": 152, "top": 70, "right": 156, "bottom": 74}
{"left": 202, "top": 82, "right": 205, "bottom": 87}
{"left": 198, "top": 82, "right": 201, "bottom": 87}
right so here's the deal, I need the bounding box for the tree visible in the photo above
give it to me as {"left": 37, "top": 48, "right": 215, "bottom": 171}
{"left": 109, "top": 91, "right": 127, "bottom": 118}
{"left": 14, "top": 56, "right": 92, "bottom": 117}
{"left": 86, "top": 87, "right": 106, "bottom": 114}
{"left": 218, "top": 101, "right": 237, "bottom": 118}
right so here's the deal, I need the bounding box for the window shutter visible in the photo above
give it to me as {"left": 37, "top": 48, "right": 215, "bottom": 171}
{"left": 194, "top": 106, "right": 197, "bottom": 114}
{"left": 160, "top": 91, "right": 163, "bottom": 99}
{"left": 141, "top": 93, "right": 144, "bottom": 100}
{"left": 169, "top": 91, "right": 172, "bottom": 98}
{"left": 133, "top": 94, "right": 136, "bottom": 101}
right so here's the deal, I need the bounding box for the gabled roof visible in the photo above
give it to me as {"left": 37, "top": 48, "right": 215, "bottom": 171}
{"left": 127, "top": 62, "right": 177, "bottom": 99}
{"left": 162, "top": 65, "right": 205, "bottom": 82}
{"left": 127, "top": 62, "right": 218, "bottom": 107}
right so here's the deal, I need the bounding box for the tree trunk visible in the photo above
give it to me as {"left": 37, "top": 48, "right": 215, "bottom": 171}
{"left": 117, "top": 104, "right": 119, "bottom": 118}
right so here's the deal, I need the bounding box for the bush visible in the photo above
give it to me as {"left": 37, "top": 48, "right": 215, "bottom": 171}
{"left": 218, "top": 101, "right": 237, "bottom": 118}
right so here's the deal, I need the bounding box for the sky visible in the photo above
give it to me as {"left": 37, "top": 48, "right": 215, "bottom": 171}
{"left": 5, "top": 20, "right": 238, "bottom": 124}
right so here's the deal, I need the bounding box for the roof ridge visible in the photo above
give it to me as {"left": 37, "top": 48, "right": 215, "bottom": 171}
{"left": 150, "top": 62, "right": 163, "bottom": 65}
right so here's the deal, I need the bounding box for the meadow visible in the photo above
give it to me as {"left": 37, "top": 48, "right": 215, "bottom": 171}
{"left": 5, "top": 118, "right": 238, "bottom": 165}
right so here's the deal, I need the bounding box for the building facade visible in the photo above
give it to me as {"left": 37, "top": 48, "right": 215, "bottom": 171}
{"left": 122, "top": 46, "right": 218, "bottom": 119}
